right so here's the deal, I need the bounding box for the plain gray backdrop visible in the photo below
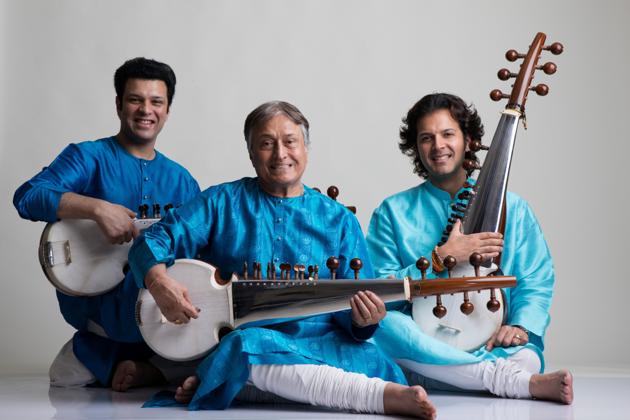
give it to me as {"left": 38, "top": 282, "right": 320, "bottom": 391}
{"left": 1, "top": 0, "right": 628, "bottom": 375}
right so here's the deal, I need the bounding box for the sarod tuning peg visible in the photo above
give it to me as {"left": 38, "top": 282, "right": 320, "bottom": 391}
{"left": 326, "top": 256, "right": 339, "bottom": 280}
{"left": 536, "top": 62, "right": 557, "bottom": 75}
{"left": 505, "top": 49, "right": 525, "bottom": 62}
{"left": 530, "top": 84, "right": 549, "bottom": 96}
{"left": 350, "top": 258, "right": 363, "bottom": 280}
{"left": 497, "top": 68, "right": 517, "bottom": 81}
{"left": 469, "top": 140, "right": 489, "bottom": 152}
{"left": 490, "top": 89, "right": 510, "bottom": 102}
{"left": 543, "top": 42, "right": 563, "bottom": 55}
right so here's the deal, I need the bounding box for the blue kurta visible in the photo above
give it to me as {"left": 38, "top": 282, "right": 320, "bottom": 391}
{"left": 366, "top": 180, "right": 554, "bottom": 370}
{"left": 129, "top": 177, "right": 406, "bottom": 409}
{"left": 13, "top": 136, "right": 201, "bottom": 383}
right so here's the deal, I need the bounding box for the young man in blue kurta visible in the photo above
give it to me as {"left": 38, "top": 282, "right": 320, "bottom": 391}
{"left": 128, "top": 101, "right": 437, "bottom": 419}
{"left": 366, "top": 93, "right": 573, "bottom": 404}
{"left": 13, "top": 58, "right": 200, "bottom": 390}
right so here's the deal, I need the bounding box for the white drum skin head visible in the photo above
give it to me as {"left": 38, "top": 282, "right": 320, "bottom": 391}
{"left": 137, "top": 259, "right": 233, "bottom": 361}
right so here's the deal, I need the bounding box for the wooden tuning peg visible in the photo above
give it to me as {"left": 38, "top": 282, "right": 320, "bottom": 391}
{"left": 487, "top": 290, "right": 501, "bottom": 312}
{"left": 308, "top": 265, "right": 314, "bottom": 279}
{"left": 469, "top": 140, "right": 489, "bottom": 152}
{"left": 530, "top": 84, "right": 549, "bottom": 96}
{"left": 152, "top": 203, "right": 161, "bottom": 219}
{"left": 536, "top": 62, "right": 557, "bottom": 75}
{"left": 543, "top": 42, "right": 563, "bottom": 55}
{"left": 271, "top": 262, "right": 276, "bottom": 280}
{"left": 416, "top": 257, "right": 430, "bottom": 279}
{"left": 314, "top": 264, "right": 319, "bottom": 280}
{"left": 490, "top": 89, "right": 510, "bottom": 102}
{"left": 294, "top": 264, "right": 306, "bottom": 280}
{"left": 243, "top": 261, "right": 248, "bottom": 280}
{"left": 279, "top": 263, "right": 291, "bottom": 280}
{"left": 463, "top": 159, "right": 482, "bottom": 171}
{"left": 350, "top": 258, "right": 363, "bottom": 280}
{"left": 469, "top": 252, "right": 483, "bottom": 277}
{"left": 139, "top": 204, "right": 149, "bottom": 219}
{"left": 497, "top": 68, "right": 517, "bottom": 81}
{"left": 266, "top": 262, "right": 271, "bottom": 280}
{"left": 327, "top": 186, "right": 339, "bottom": 201}
{"left": 460, "top": 294, "right": 474, "bottom": 315}
{"left": 326, "top": 256, "right": 340, "bottom": 280}
{"left": 443, "top": 256, "right": 457, "bottom": 278}
{"left": 256, "top": 262, "right": 263, "bottom": 280}
{"left": 433, "top": 295, "right": 447, "bottom": 319}
{"left": 505, "top": 49, "right": 525, "bottom": 62}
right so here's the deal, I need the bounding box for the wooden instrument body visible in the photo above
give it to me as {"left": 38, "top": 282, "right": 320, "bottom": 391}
{"left": 39, "top": 218, "right": 158, "bottom": 296}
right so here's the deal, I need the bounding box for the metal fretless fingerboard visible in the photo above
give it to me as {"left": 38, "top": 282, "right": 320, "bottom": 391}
{"left": 232, "top": 279, "right": 407, "bottom": 327}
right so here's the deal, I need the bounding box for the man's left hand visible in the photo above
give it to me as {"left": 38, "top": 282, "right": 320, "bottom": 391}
{"left": 350, "top": 291, "right": 386, "bottom": 327}
{"left": 485, "top": 325, "right": 529, "bottom": 351}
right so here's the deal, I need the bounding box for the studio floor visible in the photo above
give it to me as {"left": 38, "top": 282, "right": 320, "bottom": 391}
{"left": 0, "top": 369, "right": 628, "bottom": 420}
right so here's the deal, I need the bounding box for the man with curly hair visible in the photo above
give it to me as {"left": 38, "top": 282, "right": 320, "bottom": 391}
{"left": 366, "top": 93, "right": 573, "bottom": 404}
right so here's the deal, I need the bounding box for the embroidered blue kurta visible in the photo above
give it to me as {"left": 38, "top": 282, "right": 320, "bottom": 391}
{"left": 129, "top": 177, "right": 406, "bottom": 409}
{"left": 366, "top": 180, "right": 554, "bottom": 370}
{"left": 13, "top": 136, "right": 200, "bottom": 383}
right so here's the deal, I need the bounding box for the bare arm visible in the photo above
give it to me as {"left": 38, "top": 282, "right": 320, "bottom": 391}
{"left": 144, "top": 263, "right": 199, "bottom": 324}
{"left": 57, "top": 192, "right": 139, "bottom": 244}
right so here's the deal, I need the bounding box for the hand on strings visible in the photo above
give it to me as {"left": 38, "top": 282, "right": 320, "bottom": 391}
{"left": 145, "top": 264, "right": 199, "bottom": 325}
{"left": 438, "top": 219, "right": 503, "bottom": 263}
{"left": 485, "top": 325, "right": 529, "bottom": 351}
{"left": 93, "top": 201, "right": 139, "bottom": 244}
{"left": 350, "top": 291, "right": 386, "bottom": 327}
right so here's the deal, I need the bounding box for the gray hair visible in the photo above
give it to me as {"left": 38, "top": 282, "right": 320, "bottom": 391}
{"left": 243, "top": 101, "right": 310, "bottom": 151}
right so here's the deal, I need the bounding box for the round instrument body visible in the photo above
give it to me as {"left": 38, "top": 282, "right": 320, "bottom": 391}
{"left": 40, "top": 220, "right": 127, "bottom": 296}
{"left": 38, "top": 218, "right": 158, "bottom": 296}
{"left": 136, "top": 259, "right": 233, "bottom": 361}
{"left": 412, "top": 264, "right": 506, "bottom": 352}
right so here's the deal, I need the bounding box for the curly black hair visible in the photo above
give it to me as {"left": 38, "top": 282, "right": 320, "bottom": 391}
{"left": 399, "top": 93, "right": 484, "bottom": 178}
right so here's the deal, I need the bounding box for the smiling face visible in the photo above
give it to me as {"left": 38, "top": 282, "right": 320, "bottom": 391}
{"left": 116, "top": 78, "right": 169, "bottom": 148}
{"left": 416, "top": 108, "right": 469, "bottom": 185}
{"left": 249, "top": 113, "right": 308, "bottom": 197}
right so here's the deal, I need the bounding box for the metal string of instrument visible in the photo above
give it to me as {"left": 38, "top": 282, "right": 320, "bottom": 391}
{"left": 412, "top": 32, "right": 563, "bottom": 351}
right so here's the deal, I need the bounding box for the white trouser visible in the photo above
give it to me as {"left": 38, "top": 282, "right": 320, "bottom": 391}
{"left": 400, "top": 348, "right": 541, "bottom": 399}
{"left": 245, "top": 364, "right": 387, "bottom": 414}
{"left": 49, "top": 333, "right": 197, "bottom": 387}
{"left": 49, "top": 321, "right": 109, "bottom": 387}
{"left": 49, "top": 339, "right": 96, "bottom": 387}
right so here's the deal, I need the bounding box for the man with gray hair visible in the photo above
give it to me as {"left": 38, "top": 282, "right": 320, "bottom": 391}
{"left": 128, "top": 101, "right": 437, "bottom": 418}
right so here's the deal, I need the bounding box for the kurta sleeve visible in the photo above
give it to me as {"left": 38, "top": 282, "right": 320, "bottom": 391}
{"left": 506, "top": 199, "right": 555, "bottom": 343}
{"left": 13, "top": 144, "right": 93, "bottom": 222}
{"left": 129, "top": 190, "right": 215, "bottom": 288}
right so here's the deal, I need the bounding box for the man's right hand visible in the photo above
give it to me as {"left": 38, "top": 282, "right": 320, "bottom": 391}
{"left": 437, "top": 219, "right": 503, "bottom": 263}
{"left": 57, "top": 192, "right": 139, "bottom": 244}
{"left": 145, "top": 264, "right": 199, "bottom": 324}
{"left": 93, "top": 201, "right": 139, "bottom": 244}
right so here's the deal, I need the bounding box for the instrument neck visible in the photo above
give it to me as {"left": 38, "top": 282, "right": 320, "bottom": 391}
{"left": 462, "top": 111, "right": 520, "bottom": 236}
{"left": 232, "top": 279, "right": 407, "bottom": 327}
